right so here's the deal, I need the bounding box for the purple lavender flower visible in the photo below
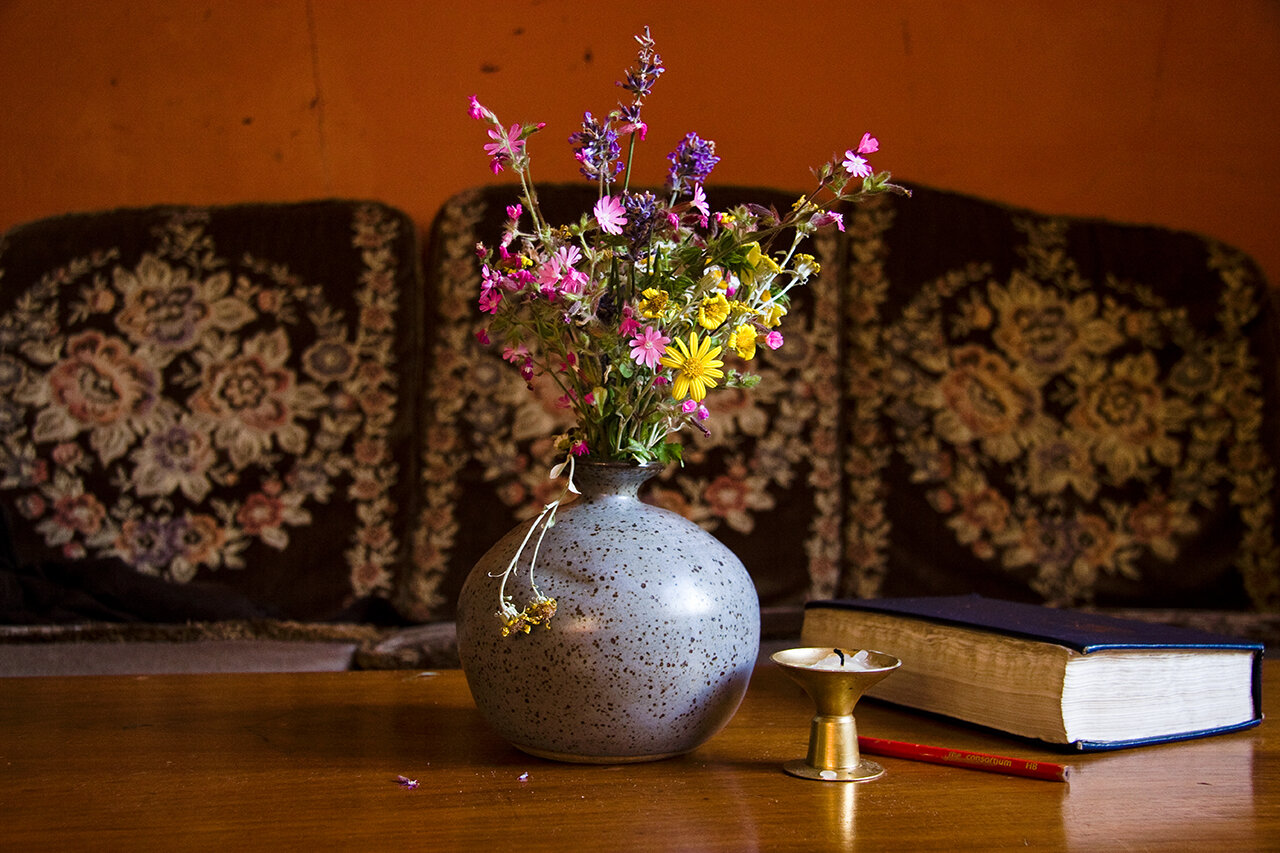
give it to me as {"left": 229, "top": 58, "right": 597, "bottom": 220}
{"left": 666, "top": 132, "right": 720, "bottom": 195}
{"left": 618, "top": 27, "right": 664, "bottom": 101}
{"left": 568, "top": 111, "right": 623, "bottom": 182}
{"left": 621, "top": 191, "right": 660, "bottom": 256}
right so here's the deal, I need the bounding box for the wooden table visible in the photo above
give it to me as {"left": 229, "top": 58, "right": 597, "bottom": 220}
{"left": 2, "top": 660, "right": 1275, "bottom": 851}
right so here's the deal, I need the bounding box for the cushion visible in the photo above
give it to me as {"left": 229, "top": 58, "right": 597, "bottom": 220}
{"left": 0, "top": 200, "right": 425, "bottom": 622}
{"left": 838, "top": 183, "right": 1280, "bottom": 610}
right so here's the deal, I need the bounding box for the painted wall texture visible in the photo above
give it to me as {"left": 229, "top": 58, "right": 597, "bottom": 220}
{"left": 2, "top": 1, "right": 1278, "bottom": 288}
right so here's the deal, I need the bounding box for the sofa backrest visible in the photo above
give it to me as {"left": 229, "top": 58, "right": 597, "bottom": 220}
{"left": 4, "top": 184, "right": 1277, "bottom": 628}
{"left": 406, "top": 182, "right": 1280, "bottom": 616}
{"left": 0, "top": 200, "right": 425, "bottom": 623}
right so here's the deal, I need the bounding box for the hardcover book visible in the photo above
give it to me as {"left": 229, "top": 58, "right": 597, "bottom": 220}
{"left": 800, "top": 595, "right": 1264, "bottom": 750}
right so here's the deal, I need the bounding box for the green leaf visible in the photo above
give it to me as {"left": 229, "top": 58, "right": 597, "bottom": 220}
{"left": 653, "top": 442, "right": 684, "bottom": 465}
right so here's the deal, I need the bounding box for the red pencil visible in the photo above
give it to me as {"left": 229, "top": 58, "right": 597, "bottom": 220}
{"left": 858, "top": 736, "right": 1071, "bottom": 783}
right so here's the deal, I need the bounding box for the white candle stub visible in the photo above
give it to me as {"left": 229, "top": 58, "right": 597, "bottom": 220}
{"left": 809, "top": 649, "right": 876, "bottom": 671}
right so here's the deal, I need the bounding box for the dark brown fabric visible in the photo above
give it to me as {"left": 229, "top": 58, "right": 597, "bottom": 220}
{"left": 839, "top": 183, "right": 1280, "bottom": 610}
{"left": 0, "top": 201, "right": 425, "bottom": 623}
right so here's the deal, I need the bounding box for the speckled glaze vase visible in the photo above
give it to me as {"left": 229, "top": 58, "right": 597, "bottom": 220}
{"left": 456, "top": 461, "right": 760, "bottom": 763}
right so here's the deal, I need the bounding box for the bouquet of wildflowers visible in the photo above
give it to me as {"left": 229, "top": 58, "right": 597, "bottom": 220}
{"left": 468, "top": 28, "right": 907, "bottom": 634}
{"left": 470, "top": 27, "right": 907, "bottom": 468}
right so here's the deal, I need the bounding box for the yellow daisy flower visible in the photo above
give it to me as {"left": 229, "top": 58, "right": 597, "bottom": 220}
{"left": 659, "top": 331, "right": 725, "bottom": 402}
{"left": 698, "top": 293, "right": 731, "bottom": 329}
{"left": 728, "top": 325, "right": 758, "bottom": 360}
{"left": 638, "top": 287, "right": 669, "bottom": 319}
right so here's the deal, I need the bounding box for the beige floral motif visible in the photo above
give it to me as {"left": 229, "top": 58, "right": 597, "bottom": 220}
{"left": 989, "top": 272, "right": 1122, "bottom": 377}
{"left": 33, "top": 330, "right": 166, "bottom": 465}
{"left": 1068, "top": 352, "right": 1186, "bottom": 484}
{"left": 931, "top": 344, "right": 1043, "bottom": 462}
{"left": 1, "top": 204, "right": 408, "bottom": 602}
{"left": 189, "top": 329, "right": 327, "bottom": 469}
{"left": 1006, "top": 510, "right": 1128, "bottom": 600}
{"left": 33, "top": 473, "right": 107, "bottom": 548}
{"left": 114, "top": 254, "right": 254, "bottom": 356}
{"left": 1126, "top": 494, "right": 1197, "bottom": 561}
{"left": 1025, "top": 433, "right": 1099, "bottom": 501}
{"left": 700, "top": 465, "right": 776, "bottom": 534}
{"left": 130, "top": 414, "right": 218, "bottom": 502}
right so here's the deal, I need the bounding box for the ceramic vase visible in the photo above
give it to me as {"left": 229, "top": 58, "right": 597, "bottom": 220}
{"left": 456, "top": 460, "right": 761, "bottom": 763}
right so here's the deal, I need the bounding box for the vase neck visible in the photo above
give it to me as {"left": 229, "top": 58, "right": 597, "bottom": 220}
{"left": 571, "top": 461, "right": 662, "bottom": 499}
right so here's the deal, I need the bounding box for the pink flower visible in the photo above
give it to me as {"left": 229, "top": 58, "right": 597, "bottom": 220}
{"left": 857, "top": 132, "right": 879, "bottom": 155}
{"left": 561, "top": 268, "right": 589, "bottom": 295}
{"left": 765, "top": 331, "right": 784, "bottom": 350}
{"left": 691, "top": 184, "right": 709, "bottom": 226}
{"left": 618, "top": 120, "right": 648, "bottom": 141}
{"left": 842, "top": 150, "right": 871, "bottom": 178}
{"left": 629, "top": 326, "right": 670, "bottom": 370}
{"left": 681, "top": 399, "right": 698, "bottom": 414}
{"left": 593, "top": 196, "right": 628, "bottom": 235}
{"left": 484, "top": 124, "right": 524, "bottom": 172}
{"left": 618, "top": 307, "right": 642, "bottom": 338}
{"left": 696, "top": 405, "right": 710, "bottom": 421}
{"left": 476, "top": 328, "right": 490, "bottom": 345}
{"left": 571, "top": 440, "right": 590, "bottom": 456}
{"left": 809, "top": 211, "right": 845, "bottom": 232}
{"left": 467, "top": 95, "right": 485, "bottom": 120}
{"left": 506, "top": 203, "right": 523, "bottom": 221}
{"left": 478, "top": 288, "right": 502, "bottom": 314}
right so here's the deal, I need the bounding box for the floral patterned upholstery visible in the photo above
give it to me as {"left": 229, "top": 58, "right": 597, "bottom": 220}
{"left": 840, "top": 184, "right": 1280, "bottom": 610}
{"left": 4, "top": 185, "right": 1276, "bottom": 633}
{"left": 404, "top": 182, "right": 1280, "bottom": 620}
{"left": 0, "top": 201, "right": 424, "bottom": 622}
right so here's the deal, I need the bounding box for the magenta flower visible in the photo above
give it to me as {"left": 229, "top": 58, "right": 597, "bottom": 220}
{"left": 765, "top": 331, "right": 784, "bottom": 350}
{"left": 690, "top": 184, "right": 709, "bottom": 226}
{"left": 571, "top": 440, "right": 590, "bottom": 456}
{"left": 467, "top": 95, "right": 485, "bottom": 120}
{"left": 484, "top": 124, "right": 525, "bottom": 172}
{"left": 476, "top": 328, "right": 490, "bottom": 345}
{"left": 593, "top": 196, "right": 628, "bottom": 236}
{"left": 629, "top": 325, "right": 670, "bottom": 369}
{"left": 842, "top": 150, "right": 871, "bottom": 178}
{"left": 681, "top": 399, "right": 698, "bottom": 414}
{"left": 478, "top": 288, "right": 502, "bottom": 314}
{"left": 810, "top": 210, "right": 845, "bottom": 232}
{"left": 618, "top": 306, "right": 642, "bottom": 338}
{"left": 857, "top": 132, "right": 879, "bottom": 155}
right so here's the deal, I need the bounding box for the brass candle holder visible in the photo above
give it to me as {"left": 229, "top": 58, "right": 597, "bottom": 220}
{"left": 771, "top": 647, "right": 901, "bottom": 782}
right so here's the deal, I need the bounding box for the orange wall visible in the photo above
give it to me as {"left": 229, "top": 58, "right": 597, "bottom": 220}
{"left": 2, "top": 1, "right": 1279, "bottom": 289}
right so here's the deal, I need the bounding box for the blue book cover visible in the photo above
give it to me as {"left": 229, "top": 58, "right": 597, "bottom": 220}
{"left": 804, "top": 595, "right": 1264, "bottom": 750}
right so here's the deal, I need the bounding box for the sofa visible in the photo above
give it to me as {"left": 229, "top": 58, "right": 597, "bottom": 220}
{"left": 3, "top": 183, "right": 1278, "bottom": 675}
